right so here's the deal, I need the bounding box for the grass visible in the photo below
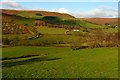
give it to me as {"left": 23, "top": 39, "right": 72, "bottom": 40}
{"left": 36, "top": 26, "right": 68, "bottom": 34}
{"left": 78, "top": 20, "right": 107, "bottom": 28}
{"left": 2, "top": 46, "right": 69, "bottom": 59}
{"left": 2, "top": 13, "right": 35, "bottom": 27}
{"left": 2, "top": 46, "right": 118, "bottom": 78}
{"left": 17, "top": 12, "right": 43, "bottom": 19}
{"left": 3, "top": 34, "right": 33, "bottom": 40}
{"left": 2, "top": 9, "right": 119, "bottom": 78}
{"left": 14, "top": 17, "right": 35, "bottom": 27}
{"left": 36, "top": 26, "right": 86, "bottom": 35}
{"left": 102, "top": 28, "right": 118, "bottom": 33}
{"left": 28, "top": 34, "right": 80, "bottom": 44}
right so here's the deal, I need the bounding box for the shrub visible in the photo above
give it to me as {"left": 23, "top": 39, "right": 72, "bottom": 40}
{"left": 71, "top": 31, "right": 119, "bottom": 50}
{"left": 42, "top": 16, "right": 61, "bottom": 24}
{"left": 2, "top": 38, "right": 11, "bottom": 45}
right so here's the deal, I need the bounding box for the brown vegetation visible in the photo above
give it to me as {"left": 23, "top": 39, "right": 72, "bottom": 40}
{"left": 81, "top": 18, "right": 118, "bottom": 25}
{"left": 2, "top": 20, "right": 31, "bottom": 34}
{"left": 71, "top": 30, "right": 119, "bottom": 50}
{"left": 1, "top": 9, "right": 75, "bottom": 19}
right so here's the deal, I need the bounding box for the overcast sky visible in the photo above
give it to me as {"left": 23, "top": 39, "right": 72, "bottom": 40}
{"left": 0, "top": 0, "right": 118, "bottom": 18}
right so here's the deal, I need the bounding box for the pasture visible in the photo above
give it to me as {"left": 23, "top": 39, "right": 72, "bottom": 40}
{"left": 78, "top": 20, "right": 107, "bottom": 28}
{"left": 36, "top": 26, "right": 67, "bottom": 34}
{"left": 2, "top": 9, "right": 119, "bottom": 79}
{"left": 102, "top": 28, "right": 118, "bottom": 33}
{"left": 17, "top": 11, "right": 43, "bottom": 19}
{"left": 2, "top": 46, "right": 118, "bottom": 78}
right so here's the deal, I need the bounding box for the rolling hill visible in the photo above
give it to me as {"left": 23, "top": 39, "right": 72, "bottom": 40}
{"left": 82, "top": 18, "right": 118, "bottom": 25}
{"left": 1, "top": 9, "right": 118, "bottom": 38}
{"left": 1, "top": 9, "right": 75, "bottom": 19}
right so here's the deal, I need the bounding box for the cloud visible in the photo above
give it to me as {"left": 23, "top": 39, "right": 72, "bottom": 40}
{"left": 51, "top": 8, "right": 70, "bottom": 14}
{"left": 72, "top": 6, "right": 118, "bottom": 18}
{"left": 30, "top": 8, "right": 44, "bottom": 11}
{"left": 49, "top": 6, "right": 117, "bottom": 18}
{"left": 1, "top": 0, "right": 24, "bottom": 9}
{"left": 1, "top": 1, "right": 118, "bottom": 18}
{"left": 21, "top": 8, "right": 44, "bottom": 11}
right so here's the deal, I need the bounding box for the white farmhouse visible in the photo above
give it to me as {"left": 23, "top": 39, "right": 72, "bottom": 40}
{"left": 115, "top": 26, "right": 118, "bottom": 28}
{"left": 73, "top": 29, "right": 80, "bottom": 32}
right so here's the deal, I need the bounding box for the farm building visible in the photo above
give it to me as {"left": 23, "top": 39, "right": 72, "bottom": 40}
{"left": 115, "top": 26, "right": 118, "bottom": 28}
{"left": 73, "top": 29, "right": 80, "bottom": 32}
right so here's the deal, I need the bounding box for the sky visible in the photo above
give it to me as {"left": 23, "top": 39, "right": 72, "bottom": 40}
{"left": 0, "top": 0, "right": 118, "bottom": 18}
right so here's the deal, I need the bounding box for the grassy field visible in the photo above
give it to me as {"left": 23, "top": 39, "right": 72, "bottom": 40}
{"left": 102, "top": 28, "right": 118, "bottom": 33}
{"left": 17, "top": 11, "right": 43, "bottom": 19}
{"left": 3, "top": 34, "right": 33, "bottom": 40}
{"left": 2, "top": 9, "right": 119, "bottom": 79}
{"left": 28, "top": 34, "right": 80, "bottom": 46}
{"left": 82, "top": 18, "right": 118, "bottom": 25}
{"left": 2, "top": 46, "right": 118, "bottom": 78}
{"left": 78, "top": 20, "right": 106, "bottom": 28}
{"left": 36, "top": 26, "right": 68, "bottom": 34}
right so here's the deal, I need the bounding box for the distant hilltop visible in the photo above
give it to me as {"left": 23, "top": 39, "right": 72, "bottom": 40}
{"left": 0, "top": 9, "right": 75, "bottom": 19}
{"left": 80, "top": 18, "right": 118, "bottom": 25}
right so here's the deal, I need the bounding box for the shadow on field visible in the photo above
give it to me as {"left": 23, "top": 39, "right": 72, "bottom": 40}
{"left": 2, "top": 57, "right": 61, "bottom": 67}
{"left": 2, "top": 54, "right": 39, "bottom": 60}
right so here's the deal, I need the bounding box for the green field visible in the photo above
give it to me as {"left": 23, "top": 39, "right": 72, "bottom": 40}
{"left": 102, "top": 28, "right": 118, "bottom": 33}
{"left": 78, "top": 20, "right": 106, "bottom": 28}
{"left": 28, "top": 34, "right": 79, "bottom": 45}
{"left": 2, "top": 46, "right": 118, "bottom": 78}
{"left": 36, "top": 26, "right": 68, "bottom": 34}
{"left": 3, "top": 34, "right": 33, "bottom": 40}
{"left": 2, "top": 9, "right": 119, "bottom": 78}
{"left": 17, "top": 12, "right": 43, "bottom": 19}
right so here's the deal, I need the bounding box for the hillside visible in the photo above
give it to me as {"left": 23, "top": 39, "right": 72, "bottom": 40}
{"left": 2, "top": 12, "right": 35, "bottom": 26}
{"left": 1, "top": 9, "right": 78, "bottom": 27}
{"left": 1, "top": 2, "right": 119, "bottom": 79}
{"left": 2, "top": 9, "right": 118, "bottom": 47}
{"left": 82, "top": 18, "right": 118, "bottom": 25}
{"left": 1, "top": 9, "right": 75, "bottom": 19}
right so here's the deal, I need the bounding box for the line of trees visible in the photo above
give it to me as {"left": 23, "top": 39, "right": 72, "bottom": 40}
{"left": 34, "top": 16, "right": 81, "bottom": 29}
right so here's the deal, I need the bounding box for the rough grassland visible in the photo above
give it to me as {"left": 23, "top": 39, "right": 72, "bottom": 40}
{"left": 102, "top": 28, "right": 118, "bottom": 33}
{"left": 36, "top": 26, "right": 67, "bottom": 34}
{"left": 78, "top": 20, "right": 106, "bottom": 28}
{"left": 2, "top": 47, "right": 118, "bottom": 78}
